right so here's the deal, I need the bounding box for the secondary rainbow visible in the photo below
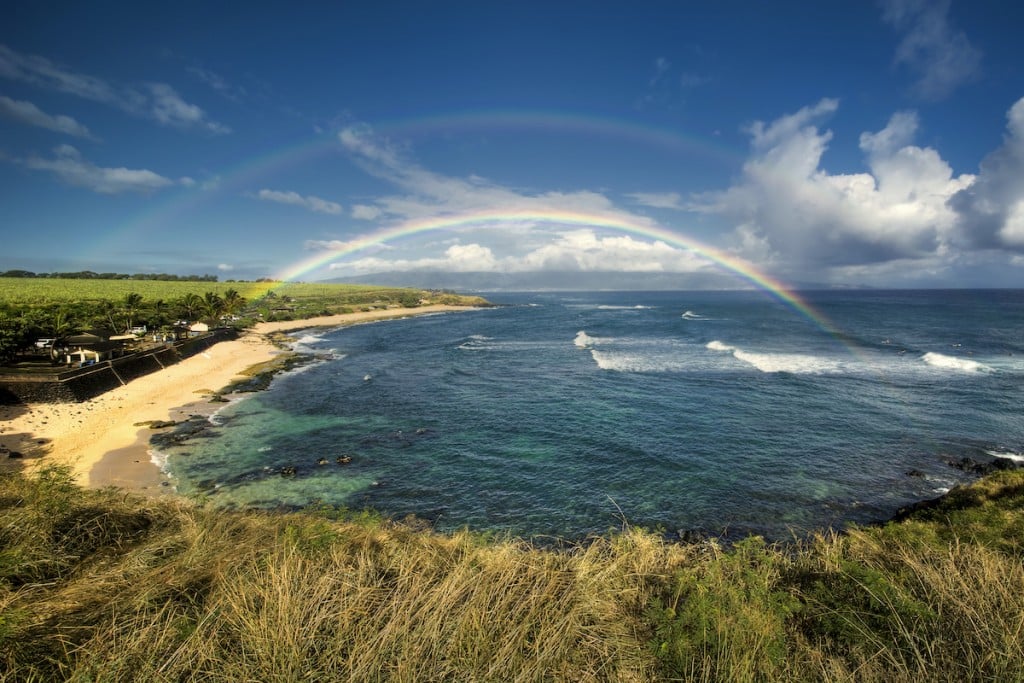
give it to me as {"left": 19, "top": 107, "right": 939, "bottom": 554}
{"left": 266, "top": 209, "right": 843, "bottom": 337}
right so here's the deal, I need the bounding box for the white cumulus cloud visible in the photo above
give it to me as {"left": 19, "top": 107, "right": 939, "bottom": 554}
{"left": 950, "top": 97, "right": 1024, "bottom": 249}
{"left": 695, "top": 99, "right": 975, "bottom": 272}
{"left": 328, "top": 229, "right": 710, "bottom": 276}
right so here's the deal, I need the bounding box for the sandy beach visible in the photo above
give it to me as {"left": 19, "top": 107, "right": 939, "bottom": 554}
{"left": 0, "top": 304, "right": 474, "bottom": 493}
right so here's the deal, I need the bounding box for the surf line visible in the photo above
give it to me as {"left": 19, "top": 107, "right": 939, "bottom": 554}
{"left": 256, "top": 208, "right": 849, "bottom": 340}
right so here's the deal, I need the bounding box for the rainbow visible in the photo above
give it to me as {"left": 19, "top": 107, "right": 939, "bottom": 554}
{"left": 263, "top": 208, "right": 843, "bottom": 337}
{"left": 376, "top": 108, "right": 738, "bottom": 167}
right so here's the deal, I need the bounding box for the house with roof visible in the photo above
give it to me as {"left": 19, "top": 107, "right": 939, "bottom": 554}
{"left": 56, "top": 330, "right": 132, "bottom": 366}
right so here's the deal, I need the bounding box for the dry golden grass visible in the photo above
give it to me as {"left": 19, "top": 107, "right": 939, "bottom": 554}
{"left": 2, "top": 466, "right": 1024, "bottom": 682}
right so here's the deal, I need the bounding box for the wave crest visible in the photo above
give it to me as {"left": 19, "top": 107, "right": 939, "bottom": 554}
{"left": 922, "top": 352, "right": 991, "bottom": 373}
{"left": 707, "top": 339, "right": 839, "bottom": 374}
{"left": 574, "top": 331, "right": 598, "bottom": 348}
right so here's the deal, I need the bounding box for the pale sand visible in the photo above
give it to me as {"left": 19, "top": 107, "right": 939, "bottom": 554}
{"left": 0, "top": 305, "right": 477, "bottom": 492}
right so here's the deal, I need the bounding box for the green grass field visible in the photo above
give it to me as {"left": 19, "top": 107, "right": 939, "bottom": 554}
{"left": 0, "top": 278, "right": 449, "bottom": 306}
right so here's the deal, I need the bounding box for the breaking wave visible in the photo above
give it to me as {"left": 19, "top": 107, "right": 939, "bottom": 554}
{"left": 574, "top": 331, "right": 599, "bottom": 348}
{"left": 987, "top": 449, "right": 1024, "bottom": 463}
{"left": 706, "top": 340, "right": 841, "bottom": 374}
{"left": 589, "top": 349, "right": 692, "bottom": 373}
{"left": 921, "top": 352, "right": 991, "bottom": 373}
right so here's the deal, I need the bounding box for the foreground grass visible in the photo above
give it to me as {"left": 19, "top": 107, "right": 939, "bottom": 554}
{"left": 1, "top": 467, "right": 1023, "bottom": 681}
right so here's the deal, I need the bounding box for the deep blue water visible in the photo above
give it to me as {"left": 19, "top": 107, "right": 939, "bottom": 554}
{"left": 158, "top": 290, "right": 1024, "bottom": 541}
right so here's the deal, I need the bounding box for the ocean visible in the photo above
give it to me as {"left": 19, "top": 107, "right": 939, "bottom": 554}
{"left": 155, "top": 289, "right": 1024, "bottom": 542}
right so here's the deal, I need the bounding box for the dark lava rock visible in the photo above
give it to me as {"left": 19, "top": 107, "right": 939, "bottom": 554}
{"left": 947, "top": 456, "right": 1018, "bottom": 475}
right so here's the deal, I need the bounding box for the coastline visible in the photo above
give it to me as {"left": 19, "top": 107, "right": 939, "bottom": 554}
{"left": 0, "top": 304, "right": 477, "bottom": 492}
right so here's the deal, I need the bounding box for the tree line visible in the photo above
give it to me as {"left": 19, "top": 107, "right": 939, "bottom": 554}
{"left": 1, "top": 270, "right": 220, "bottom": 281}
{"left": 0, "top": 290, "right": 248, "bottom": 364}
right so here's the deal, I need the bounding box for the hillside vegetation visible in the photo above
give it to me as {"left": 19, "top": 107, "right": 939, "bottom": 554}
{"left": 0, "top": 277, "right": 485, "bottom": 310}
{"left": 0, "top": 278, "right": 489, "bottom": 363}
{"left": 2, "top": 466, "right": 1022, "bottom": 681}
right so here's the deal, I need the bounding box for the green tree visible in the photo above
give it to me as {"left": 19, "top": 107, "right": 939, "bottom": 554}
{"left": 148, "top": 299, "right": 171, "bottom": 331}
{"left": 93, "top": 300, "right": 120, "bottom": 332}
{"left": 0, "top": 312, "right": 30, "bottom": 363}
{"left": 178, "top": 293, "right": 204, "bottom": 321}
{"left": 48, "top": 307, "right": 76, "bottom": 338}
{"left": 123, "top": 292, "right": 143, "bottom": 332}
{"left": 203, "top": 291, "right": 225, "bottom": 320}
{"left": 221, "top": 289, "right": 246, "bottom": 316}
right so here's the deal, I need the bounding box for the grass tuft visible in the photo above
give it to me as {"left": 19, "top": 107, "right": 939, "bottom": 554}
{"left": 2, "top": 468, "right": 1024, "bottom": 680}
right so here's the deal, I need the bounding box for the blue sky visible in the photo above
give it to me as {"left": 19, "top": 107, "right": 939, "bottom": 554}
{"left": 2, "top": 1, "right": 1024, "bottom": 288}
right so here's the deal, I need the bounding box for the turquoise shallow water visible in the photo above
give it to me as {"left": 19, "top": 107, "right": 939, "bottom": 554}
{"left": 156, "top": 290, "right": 1024, "bottom": 541}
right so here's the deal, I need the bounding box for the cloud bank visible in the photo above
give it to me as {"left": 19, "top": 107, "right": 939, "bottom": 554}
{"left": 693, "top": 98, "right": 987, "bottom": 280}
{"left": 950, "top": 98, "right": 1024, "bottom": 249}
{"left": 325, "top": 96, "right": 1024, "bottom": 287}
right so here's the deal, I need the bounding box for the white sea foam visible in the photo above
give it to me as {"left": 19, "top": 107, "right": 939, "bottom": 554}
{"left": 574, "top": 330, "right": 599, "bottom": 348}
{"left": 987, "top": 450, "right": 1024, "bottom": 462}
{"left": 706, "top": 339, "right": 839, "bottom": 374}
{"left": 458, "top": 334, "right": 494, "bottom": 350}
{"left": 734, "top": 351, "right": 840, "bottom": 374}
{"left": 921, "top": 352, "right": 991, "bottom": 373}
{"left": 293, "top": 333, "right": 325, "bottom": 346}
{"left": 706, "top": 340, "right": 734, "bottom": 352}
{"left": 590, "top": 349, "right": 692, "bottom": 373}
{"left": 149, "top": 447, "right": 170, "bottom": 474}
{"left": 280, "top": 358, "right": 336, "bottom": 379}
{"left": 596, "top": 304, "right": 654, "bottom": 310}
{"left": 208, "top": 399, "right": 235, "bottom": 425}
{"left": 681, "top": 310, "right": 704, "bottom": 320}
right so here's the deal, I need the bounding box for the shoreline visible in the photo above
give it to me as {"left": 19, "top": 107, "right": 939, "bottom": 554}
{"left": 0, "top": 304, "right": 478, "bottom": 491}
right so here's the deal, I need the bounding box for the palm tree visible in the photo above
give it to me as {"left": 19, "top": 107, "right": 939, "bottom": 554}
{"left": 179, "top": 293, "right": 204, "bottom": 321}
{"left": 203, "top": 291, "right": 225, "bottom": 320}
{"left": 123, "top": 292, "right": 143, "bottom": 332}
{"left": 94, "top": 300, "right": 120, "bottom": 332}
{"left": 49, "top": 307, "right": 76, "bottom": 338}
{"left": 221, "top": 289, "right": 246, "bottom": 317}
